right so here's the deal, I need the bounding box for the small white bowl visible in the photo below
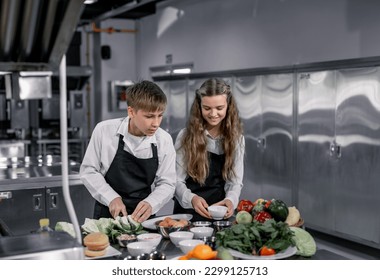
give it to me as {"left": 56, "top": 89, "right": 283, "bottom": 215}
{"left": 137, "top": 233, "right": 162, "bottom": 248}
{"left": 169, "top": 231, "right": 194, "bottom": 247}
{"left": 127, "top": 241, "right": 155, "bottom": 257}
{"left": 208, "top": 205, "right": 227, "bottom": 220}
{"left": 178, "top": 239, "right": 204, "bottom": 254}
{"left": 190, "top": 226, "right": 214, "bottom": 239}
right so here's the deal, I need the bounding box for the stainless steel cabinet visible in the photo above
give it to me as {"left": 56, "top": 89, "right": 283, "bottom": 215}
{"left": 46, "top": 184, "right": 95, "bottom": 226}
{"left": 0, "top": 183, "right": 95, "bottom": 235}
{"left": 233, "top": 74, "right": 294, "bottom": 205}
{"left": 0, "top": 188, "right": 46, "bottom": 235}
{"left": 298, "top": 68, "right": 380, "bottom": 246}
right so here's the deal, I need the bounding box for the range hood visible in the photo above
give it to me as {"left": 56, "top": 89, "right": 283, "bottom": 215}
{"left": 0, "top": 0, "right": 84, "bottom": 71}
{"left": 0, "top": 0, "right": 88, "bottom": 99}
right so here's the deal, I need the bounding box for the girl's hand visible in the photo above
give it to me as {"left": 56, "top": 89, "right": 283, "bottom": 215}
{"left": 191, "top": 195, "right": 212, "bottom": 219}
{"left": 213, "top": 199, "right": 234, "bottom": 218}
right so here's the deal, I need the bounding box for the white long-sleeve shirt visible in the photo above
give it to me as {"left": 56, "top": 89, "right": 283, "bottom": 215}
{"left": 80, "top": 117, "right": 176, "bottom": 214}
{"left": 174, "top": 128, "right": 245, "bottom": 209}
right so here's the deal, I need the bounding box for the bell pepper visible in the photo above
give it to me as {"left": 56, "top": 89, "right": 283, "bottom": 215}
{"left": 252, "top": 199, "right": 266, "bottom": 213}
{"left": 253, "top": 211, "right": 272, "bottom": 223}
{"left": 266, "top": 199, "right": 289, "bottom": 222}
{"left": 237, "top": 199, "right": 254, "bottom": 212}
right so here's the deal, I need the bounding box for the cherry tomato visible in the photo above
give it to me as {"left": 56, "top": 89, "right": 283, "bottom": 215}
{"left": 260, "top": 246, "right": 276, "bottom": 256}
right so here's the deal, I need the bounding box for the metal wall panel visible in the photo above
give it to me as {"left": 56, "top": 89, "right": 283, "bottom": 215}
{"left": 298, "top": 71, "right": 336, "bottom": 231}
{"left": 334, "top": 67, "right": 380, "bottom": 243}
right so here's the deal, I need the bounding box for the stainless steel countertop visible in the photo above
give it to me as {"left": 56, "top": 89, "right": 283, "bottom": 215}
{"left": 0, "top": 155, "right": 81, "bottom": 188}
{"left": 0, "top": 231, "right": 84, "bottom": 260}
{"left": 107, "top": 235, "right": 350, "bottom": 260}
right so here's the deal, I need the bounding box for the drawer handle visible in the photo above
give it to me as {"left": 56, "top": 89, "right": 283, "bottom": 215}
{"left": 50, "top": 193, "right": 59, "bottom": 209}
{"left": 33, "top": 194, "right": 43, "bottom": 211}
{"left": 0, "top": 191, "right": 12, "bottom": 199}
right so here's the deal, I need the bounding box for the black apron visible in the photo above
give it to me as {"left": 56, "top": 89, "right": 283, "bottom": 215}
{"left": 94, "top": 134, "right": 159, "bottom": 219}
{"left": 173, "top": 152, "right": 226, "bottom": 221}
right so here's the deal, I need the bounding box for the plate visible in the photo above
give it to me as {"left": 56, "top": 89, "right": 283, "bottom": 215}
{"left": 228, "top": 246, "right": 297, "bottom": 260}
{"left": 85, "top": 246, "right": 121, "bottom": 260}
{"left": 142, "top": 214, "right": 193, "bottom": 230}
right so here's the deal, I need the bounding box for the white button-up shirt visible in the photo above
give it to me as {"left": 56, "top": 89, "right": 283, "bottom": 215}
{"left": 80, "top": 117, "right": 176, "bottom": 214}
{"left": 174, "top": 128, "right": 245, "bottom": 209}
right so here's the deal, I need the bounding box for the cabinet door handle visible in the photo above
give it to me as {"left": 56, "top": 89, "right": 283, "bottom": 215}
{"left": 257, "top": 137, "right": 266, "bottom": 149}
{"left": 0, "top": 191, "right": 12, "bottom": 199}
{"left": 50, "top": 193, "right": 59, "bottom": 209}
{"left": 329, "top": 142, "right": 342, "bottom": 159}
{"left": 33, "top": 194, "right": 43, "bottom": 211}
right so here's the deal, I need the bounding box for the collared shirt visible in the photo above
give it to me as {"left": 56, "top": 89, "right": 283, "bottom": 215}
{"left": 79, "top": 117, "right": 176, "bottom": 214}
{"left": 174, "top": 128, "right": 245, "bottom": 209}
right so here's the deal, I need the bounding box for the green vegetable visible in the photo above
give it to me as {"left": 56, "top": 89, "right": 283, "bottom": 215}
{"left": 127, "top": 216, "right": 142, "bottom": 231}
{"left": 96, "top": 218, "right": 113, "bottom": 235}
{"left": 267, "top": 199, "right": 289, "bottom": 222}
{"left": 216, "top": 247, "right": 235, "bottom": 260}
{"left": 216, "top": 219, "right": 295, "bottom": 255}
{"left": 235, "top": 210, "right": 253, "bottom": 224}
{"left": 81, "top": 218, "right": 100, "bottom": 233}
{"left": 55, "top": 221, "right": 75, "bottom": 238}
{"left": 252, "top": 200, "right": 266, "bottom": 213}
{"left": 81, "top": 217, "right": 146, "bottom": 243}
{"left": 290, "top": 227, "right": 316, "bottom": 257}
{"left": 119, "top": 216, "right": 131, "bottom": 230}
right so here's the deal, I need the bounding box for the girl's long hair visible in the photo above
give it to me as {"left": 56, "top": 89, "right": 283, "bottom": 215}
{"left": 180, "top": 78, "right": 243, "bottom": 184}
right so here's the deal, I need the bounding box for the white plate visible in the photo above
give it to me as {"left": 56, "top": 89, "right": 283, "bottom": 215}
{"left": 142, "top": 214, "right": 193, "bottom": 230}
{"left": 228, "top": 246, "right": 297, "bottom": 260}
{"left": 85, "top": 246, "right": 121, "bottom": 260}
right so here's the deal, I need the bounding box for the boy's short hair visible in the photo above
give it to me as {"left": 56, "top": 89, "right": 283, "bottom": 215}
{"left": 126, "top": 80, "right": 167, "bottom": 112}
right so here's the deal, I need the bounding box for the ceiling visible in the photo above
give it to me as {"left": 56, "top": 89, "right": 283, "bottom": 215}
{"left": 79, "top": 0, "right": 167, "bottom": 25}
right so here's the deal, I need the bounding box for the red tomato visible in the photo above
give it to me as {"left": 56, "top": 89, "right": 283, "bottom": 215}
{"left": 260, "top": 246, "right": 276, "bottom": 256}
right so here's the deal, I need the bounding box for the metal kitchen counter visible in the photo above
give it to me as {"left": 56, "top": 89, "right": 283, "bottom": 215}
{"left": 106, "top": 238, "right": 350, "bottom": 260}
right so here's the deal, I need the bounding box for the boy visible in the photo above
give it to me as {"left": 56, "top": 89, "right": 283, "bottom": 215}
{"left": 80, "top": 80, "right": 176, "bottom": 223}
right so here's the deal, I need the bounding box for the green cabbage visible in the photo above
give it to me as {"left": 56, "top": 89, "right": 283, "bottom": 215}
{"left": 55, "top": 221, "right": 75, "bottom": 237}
{"left": 290, "top": 227, "right": 316, "bottom": 257}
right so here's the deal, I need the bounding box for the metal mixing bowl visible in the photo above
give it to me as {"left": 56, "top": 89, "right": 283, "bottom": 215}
{"left": 155, "top": 220, "right": 190, "bottom": 238}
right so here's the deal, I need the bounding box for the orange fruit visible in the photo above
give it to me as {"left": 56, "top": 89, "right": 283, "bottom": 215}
{"left": 191, "top": 244, "right": 217, "bottom": 260}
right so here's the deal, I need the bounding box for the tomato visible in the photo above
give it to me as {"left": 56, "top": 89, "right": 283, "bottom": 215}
{"left": 237, "top": 200, "right": 254, "bottom": 212}
{"left": 264, "top": 200, "right": 272, "bottom": 209}
{"left": 253, "top": 211, "right": 272, "bottom": 223}
{"left": 260, "top": 246, "right": 276, "bottom": 256}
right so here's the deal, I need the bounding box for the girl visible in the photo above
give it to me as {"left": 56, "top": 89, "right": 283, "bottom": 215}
{"left": 173, "top": 78, "right": 245, "bottom": 221}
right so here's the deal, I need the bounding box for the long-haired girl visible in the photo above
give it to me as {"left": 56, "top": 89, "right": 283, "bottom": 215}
{"left": 173, "top": 78, "right": 245, "bottom": 220}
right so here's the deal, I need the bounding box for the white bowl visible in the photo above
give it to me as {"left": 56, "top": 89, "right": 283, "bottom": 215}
{"left": 178, "top": 239, "right": 204, "bottom": 254}
{"left": 127, "top": 241, "right": 155, "bottom": 257}
{"left": 208, "top": 205, "right": 227, "bottom": 220}
{"left": 137, "top": 233, "right": 162, "bottom": 248}
{"left": 169, "top": 231, "right": 194, "bottom": 247}
{"left": 190, "top": 226, "right": 214, "bottom": 239}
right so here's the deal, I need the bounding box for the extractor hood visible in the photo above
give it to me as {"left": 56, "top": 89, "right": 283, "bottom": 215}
{"left": 0, "top": 0, "right": 85, "bottom": 72}
{"left": 0, "top": 0, "right": 88, "bottom": 99}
